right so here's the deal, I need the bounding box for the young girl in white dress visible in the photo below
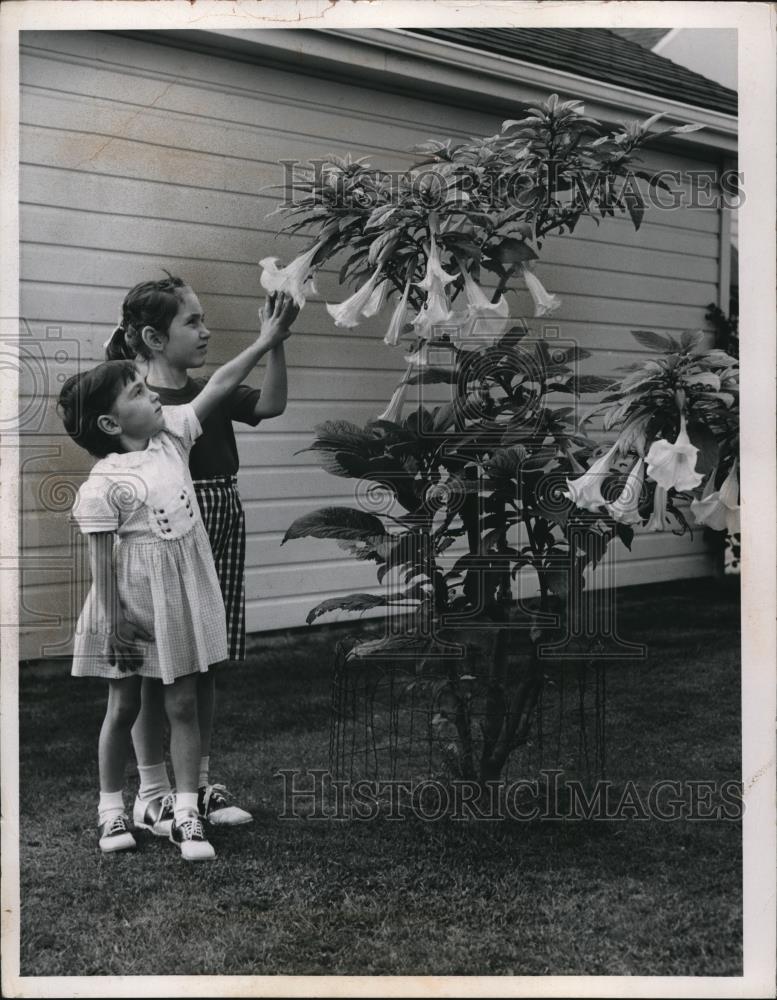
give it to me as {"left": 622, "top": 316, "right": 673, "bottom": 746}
{"left": 104, "top": 274, "right": 291, "bottom": 832}
{"left": 58, "top": 293, "right": 297, "bottom": 861}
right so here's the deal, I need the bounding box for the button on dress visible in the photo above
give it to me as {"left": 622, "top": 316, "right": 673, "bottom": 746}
{"left": 71, "top": 404, "right": 228, "bottom": 684}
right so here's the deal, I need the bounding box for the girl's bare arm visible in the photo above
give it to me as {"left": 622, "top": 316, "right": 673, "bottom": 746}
{"left": 86, "top": 532, "right": 151, "bottom": 671}
{"left": 252, "top": 343, "right": 288, "bottom": 419}
{"left": 192, "top": 293, "right": 298, "bottom": 425}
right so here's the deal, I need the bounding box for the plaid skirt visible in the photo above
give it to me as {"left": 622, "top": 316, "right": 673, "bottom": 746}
{"left": 192, "top": 475, "right": 246, "bottom": 660}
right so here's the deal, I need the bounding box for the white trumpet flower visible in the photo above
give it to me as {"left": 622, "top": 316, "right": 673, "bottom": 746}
{"left": 606, "top": 457, "right": 645, "bottom": 525}
{"left": 644, "top": 485, "right": 669, "bottom": 532}
{"left": 412, "top": 286, "right": 455, "bottom": 340}
{"left": 417, "top": 235, "right": 456, "bottom": 296}
{"left": 413, "top": 236, "right": 455, "bottom": 340}
{"left": 376, "top": 376, "right": 410, "bottom": 424}
{"left": 362, "top": 278, "right": 390, "bottom": 318}
{"left": 564, "top": 441, "right": 619, "bottom": 512}
{"left": 690, "top": 462, "right": 740, "bottom": 534}
{"left": 521, "top": 264, "right": 561, "bottom": 317}
{"left": 259, "top": 241, "right": 323, "bottom": 307}
{"left": 326, "top": 265, "right": 384, "bottom": 328}
{"left": 384, "top": 277, "right": 412, "bottom": 347}
{"left": 645, "top": 414, "right": 703, "bottom": 492}
{"left": 452, "top": 264, "right": 511, "bottom": 346}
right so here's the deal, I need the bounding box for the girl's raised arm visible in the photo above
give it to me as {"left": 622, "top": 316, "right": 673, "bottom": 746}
{"left": 192, "top": 292, "right": 298, "bottom": 425}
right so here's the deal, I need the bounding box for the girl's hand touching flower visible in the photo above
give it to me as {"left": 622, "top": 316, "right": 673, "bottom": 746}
{"left": 257, "top": 292, "right": 299, "bottom": 352}
{"left": 190, "top": 290, "right": 297, "bottom": 425}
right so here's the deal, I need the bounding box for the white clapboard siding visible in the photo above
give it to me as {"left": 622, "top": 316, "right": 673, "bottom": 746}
{"left": 19, "top": 30, "right": 725, "bottom": 660}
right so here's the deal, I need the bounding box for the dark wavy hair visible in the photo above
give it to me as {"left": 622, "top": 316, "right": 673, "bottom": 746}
{"left": 104, "top": 271, "right": 187, "bottom": 361}
{"left": 57, "top": 360, "right": 139, "bottom": 458}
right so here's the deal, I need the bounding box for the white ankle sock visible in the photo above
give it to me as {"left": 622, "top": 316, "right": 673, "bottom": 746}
{"left": 198, "top": 755, "right": 210, "bottom": 790}
{"left": 137, "top": 762, "right": 172, "bottom": 801}
{"left": 98, "top": 790, "right": 125, "bottom": 825}
{"left": 174, "top": 792, "right": 199, "bottom": 824}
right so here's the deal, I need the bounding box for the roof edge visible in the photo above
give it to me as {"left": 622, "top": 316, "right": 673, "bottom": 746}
{"left": 368, "top": 28, "right": 737, "bottom": 138}
{"left": 129, "top": 27, "right": 737, "bottom": 155}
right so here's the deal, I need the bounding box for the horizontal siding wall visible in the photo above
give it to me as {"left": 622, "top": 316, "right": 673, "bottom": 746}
{"left": 18, "top": 30, "right": 720, "bottom": 660}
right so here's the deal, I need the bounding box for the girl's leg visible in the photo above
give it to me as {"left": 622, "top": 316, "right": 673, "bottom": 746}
{"left": 195, "top": 482, "right": 252, "bottom": 824}
{"left": 164, "top": 673, "right": 215, "bottom": 862}
{"left": 197, "top": 669, "right": 216, "bottom": 780}
{"left": 97, "top": 675, "right": 141, "bottom": 852}
{"left": 131, "top": 676, "right": 167, "bottom": 767}
{"left": 163, "top": 673, "right": 200, "bottom": 794}
{"left": 98, "top": 675, "right": 142, "bottom": 794}
{"left": 131, "top": 678, "right": 174, "bottom": 836}
{"left": 195, "top": 665, "right": 252, "bottom": 826}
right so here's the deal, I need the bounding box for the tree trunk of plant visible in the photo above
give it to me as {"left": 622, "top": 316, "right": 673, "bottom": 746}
{"left": 479, "top": 638, "right": 543, "bottom": 785}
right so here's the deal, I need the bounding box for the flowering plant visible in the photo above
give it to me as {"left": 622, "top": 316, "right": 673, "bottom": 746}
{"left": 262, "top": 95, "right": 702, "bottom": 372}
{"left": 579, "top": 328, "right": 739, "bottom": 537}
{"left": 272, "top": 97, "right": 718, "bottom": 783}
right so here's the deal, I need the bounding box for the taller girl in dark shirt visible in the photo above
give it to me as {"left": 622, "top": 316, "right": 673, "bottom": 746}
{"left": 106, "top": 274, "right": 298, "bottom": 829}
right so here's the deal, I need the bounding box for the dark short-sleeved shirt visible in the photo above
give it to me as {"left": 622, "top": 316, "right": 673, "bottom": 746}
{"left": 145, "top": 376, "right": 261, "bottom": 479}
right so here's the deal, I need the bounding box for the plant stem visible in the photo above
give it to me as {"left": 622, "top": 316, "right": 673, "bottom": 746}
{"left": 523, "top": 513, "right": 549, "bottom": 611}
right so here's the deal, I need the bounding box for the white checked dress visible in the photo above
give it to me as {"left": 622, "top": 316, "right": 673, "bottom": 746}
{"left": 71, "top": 404, "right": 228, "bottom": 685}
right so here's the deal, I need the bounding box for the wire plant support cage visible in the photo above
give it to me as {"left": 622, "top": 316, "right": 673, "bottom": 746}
{"left": 329, "top": 632, "right": 606, "bottom": 792}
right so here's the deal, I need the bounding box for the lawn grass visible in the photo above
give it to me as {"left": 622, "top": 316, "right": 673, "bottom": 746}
{"left": 18, "top": 578, "right": 741, "bottom": 977}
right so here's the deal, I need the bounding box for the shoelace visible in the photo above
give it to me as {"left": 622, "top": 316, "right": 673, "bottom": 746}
{"left": 158, "top": 791, "right": 175, "bottom": 818}
{"left": 105, "top": 815, "right": 129, "bottom": 835}
{"left": 203, "top": 783, "right": 230, "bottom": 811}
{"left": 177, "top": 814, "right": 205, "bottom": 841}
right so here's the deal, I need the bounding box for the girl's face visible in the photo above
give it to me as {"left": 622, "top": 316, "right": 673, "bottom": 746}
{"left": 161, "top": 286, "right": 210, "bottom": 369}
{"left": 109, "top": 371, "right": 164, "bottom": 442}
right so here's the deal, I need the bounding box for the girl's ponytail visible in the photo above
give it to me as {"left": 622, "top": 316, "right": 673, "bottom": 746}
{"left": 104, "top": 273, "right": 186, "bottom": 362}
{"left": 105, "top": 324, "right": 133, "bottom": 361}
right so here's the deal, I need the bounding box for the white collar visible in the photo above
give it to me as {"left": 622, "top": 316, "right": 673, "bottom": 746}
{"left": 102, "top": 433, "right": 162, "bottom": 467}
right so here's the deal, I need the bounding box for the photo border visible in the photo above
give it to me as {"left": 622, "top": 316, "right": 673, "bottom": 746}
{"left": 1, "top": 2, "right": 774, "bottom": 997}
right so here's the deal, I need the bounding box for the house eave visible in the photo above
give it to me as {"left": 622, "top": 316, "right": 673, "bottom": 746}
{"left": 124, "top": 26, "right": 737, "bottom": 156}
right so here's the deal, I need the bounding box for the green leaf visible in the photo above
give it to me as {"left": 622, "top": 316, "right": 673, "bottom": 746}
{"left": 551, "top": 345, "right": 593, "bottom": 364}
{"left": 615, "top": 523, "right": 635, "bottom": 550}
{"left": 568, "top": 374, "right": 618, "bottom": 395}
{"left": 306, "top": 593, "right": 388, "bottom": 625}
{"left": 406, "top": 367, "right": 456, "bottom": 386}
{"left": 631, "top": 330, "right": 675, "bottom": 352}
{"left": 522, "top": 448, "right": 557, "bottom": 471}
{"left": 337, "top": 535, "right": 395, "bottom": 563}
{"left": 487, "top": 237, "right": 538, "bottom": 265}
{"left": 541, "top": 566, "right": 570, "bottom": 599}
{"left": 347, "top": 634, "right": 432, "bottom": 660}
{"left": 686, "top": 422, "right": 720, "bottom": 476}
{"left": 670, "top": 123, "right": 705, "bottom": 135}
{"left": 282, "top": 507, "right": 387, "bottom": 545}
{"left": 338, "top": 250, "right": 367, "bottom": 285}
{"left": 623, "top": 187, "right": 645, "bottom": 230}
{"left": 368, "top": 229, "right": 400, "bottom": 266}
{"left": 382, "top": 532, "right": 430, "bottom": 576}
{"left": 365, "top": 203, "right": 398, "bottom": 230}
{"left": 484, "top": 446, "right": 527, "bottom": 481}
{"left": 433, "top": 402, "right": 458, "bottom": 432}
{"left": 307, "top": 419, "right": 373, "bottom": 453}
{"left": 680, "top": 329, "right": 704, "bottom": 351}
